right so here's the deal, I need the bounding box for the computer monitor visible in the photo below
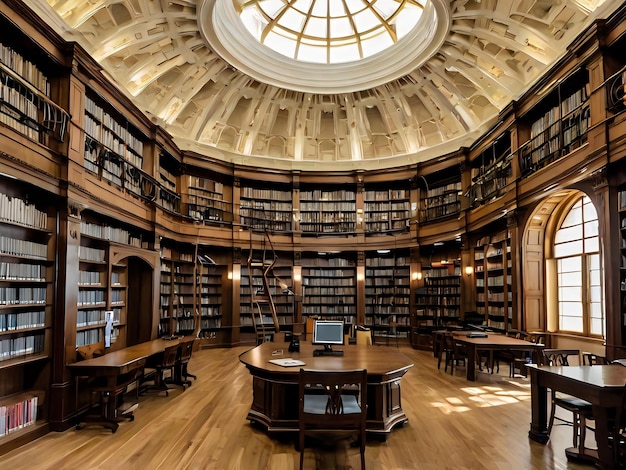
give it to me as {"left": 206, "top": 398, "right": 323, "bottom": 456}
{"left": 312, "top": 320, "right": 345, "bottom": 356}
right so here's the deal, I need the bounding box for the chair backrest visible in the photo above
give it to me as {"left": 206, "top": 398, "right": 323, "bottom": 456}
{"left": 162, "top": 344, "right": 180, "bottom": 367}
{"left": 582, "top": 352, "right": 608, "bottom": 365}
{"left": 541, "top": 349, "right": 580, "bottom": 366}
{"left": 298, "top": 368, "right": 367, "bottom": 429}
{"left": 76, "top": 341, "right": 105, "bottom": 361}
{"left": 179, "top": 337, "right": 195, "bottom": 362}
{"left": 356, "top": 327, "right": 372, "bottom": 346}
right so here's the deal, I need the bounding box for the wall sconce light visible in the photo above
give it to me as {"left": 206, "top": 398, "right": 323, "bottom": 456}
{"left": 464, "top": 266, "right": 474, "bottom": 276}
{"left": 413, "top": 272, "right": 422, "bottom": 281}
{"left": 357, "top": 273, "right": 365, "bottom": 282}
{"left": 294, "top": 273, "right": 302, "bottom": 282}
{"left": 292, "top": 209, "right": 300, "bottom": 222}
{"left": 227, "top": 271, "right": 233, "bottom": 280}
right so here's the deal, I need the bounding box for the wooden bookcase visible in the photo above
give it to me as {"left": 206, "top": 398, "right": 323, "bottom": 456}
{"left": 301, "top": 253, "right": 357, "bottom": 327}
{"left": 474, "top": 230, "right": 513, "bottom": 330}
{"left": 77, "top": 214, "right": 147, "bottom": 349}
{"left": 0, "top": 179, "right": 55, "bottom": 449}
{"left": 518, "top": 68, "right": 590, "bottom": 176}
{"left": 363, "top": 186, "right": 411, "bottom": 233}
{"left": 0, "top": 28, "right": 68, "bottom": 147}
{"left": 195, "top": 255, "right": 226, "bottom": 344}
{"left": 84, "top": 93, "right": 145, "bottom": 195}
{"left": 159, "top": 243, "right": 194, "bottom": 337}
{"left": 468, "top": 132, "right": 512, "bottom": 208}
{"left": 184, "top": 175, "right": 227, "bottom": 224}
{"left": 364, "top": 249, "right": 411, "bottom": 342}
{"left": 415, "top": 262, "right": 461, "bottom": 327}
{"left": 299, "top": 187, "right": 356, "bottom": 234}
{"left": 240, "top": 183, "right": 293, "bottom": 232}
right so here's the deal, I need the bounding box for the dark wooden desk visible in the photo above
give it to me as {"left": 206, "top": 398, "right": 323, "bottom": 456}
{"left": 452, "top": 332, "right": 543, "bottom": 381}
{"left": 238, "top": 342, "right": 414, "bottom": 437}
{"left": 68, "top": 337, "right": 185, "bottom": 431}
{"left": 527, "top": 364, "right": 626, "bottom": 469}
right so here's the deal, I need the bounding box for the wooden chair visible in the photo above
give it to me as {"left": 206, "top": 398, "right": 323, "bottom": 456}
{"left": 298, "top": 368, "right": 367, "bottom": 470}
{"left": 441, "top": 334, "right": 468, "bottom": 375}
{"left": 582, "top": 352, "right": 608, "bottom": 365}
{"left": 355, "top": 327, "right": 372, "bottom": 346}
{"left": 178, "top": 337, "right": 197, "bottom": 387}
{"left": 540, "top": 349, "right": 593, "bottom": 452}
{"left": 143, "top": 344, "right": 180, "bottom": 396}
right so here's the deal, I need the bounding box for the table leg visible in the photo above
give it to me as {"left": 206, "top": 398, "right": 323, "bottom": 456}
{"left": 528, "top": 367, "right": 549, "bottom": 444}
{"left": 466, "top": 344, "right": 476, "bottom": 381}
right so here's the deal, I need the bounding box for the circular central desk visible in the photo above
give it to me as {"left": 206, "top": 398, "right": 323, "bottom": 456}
{"left": 238, "top": 341, "right": 414, "bottom": 437}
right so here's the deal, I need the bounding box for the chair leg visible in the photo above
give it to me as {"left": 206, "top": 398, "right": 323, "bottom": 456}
{"left": 299, "top": 431, "right": 305, "bottom": 470}
{"left": 547, "top": 397, "right": 557, "bottom": 436}
{"left": 578, "top": 414, "right": 586, "bottom": 453}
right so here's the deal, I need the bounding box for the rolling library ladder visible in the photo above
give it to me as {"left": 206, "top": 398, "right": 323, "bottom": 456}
{"left": 247, "top": 230, "right": 281, "bottom": 344}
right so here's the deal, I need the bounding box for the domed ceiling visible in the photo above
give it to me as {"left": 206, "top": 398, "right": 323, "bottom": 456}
{"left": 29, "top": 0, "right": 614, "bottom": 170}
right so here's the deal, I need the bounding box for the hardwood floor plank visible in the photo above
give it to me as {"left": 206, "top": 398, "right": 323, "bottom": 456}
{"left": 2, "top": 346, "right": 596, "bottom": 469}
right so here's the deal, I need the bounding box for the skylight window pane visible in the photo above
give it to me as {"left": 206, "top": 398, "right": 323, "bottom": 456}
{"left": 328, "top": 0, "right": 347, "bottom": 16}
{"left": 396, "top": 4, "right": 424, "bottom": 36}
{"left": 361, "top": 36, "right": 393, "bottom": 57}
{"left": 278, "top": 9, "right": 306, "bottom": 31}
{"left": 373, "top": 0, "right": 399, "bottom": 17}
{"left": 265, "top": 31, "right": 297, "bottom": 58}
{"left": 297, "top": 43, "right": 326, "bottom": 63}
{"left": 259, "top": 0, "right": 285, "bottom": 18}
{"left": 330, "top": 43, "right": 360, "bottom": 63}
{"left": 330, "top": 17, "right": 354, "bottom": 37}
{"left": 304, "top": 17, "right": 327, "bottom": 38}
{"left": 311, "top": 0, "right": 327, "bottom": 16}
{"left": 353, "top": 9, "right": 380, "bottom": 33}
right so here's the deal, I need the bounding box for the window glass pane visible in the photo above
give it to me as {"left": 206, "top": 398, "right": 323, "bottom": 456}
{"left": 557, "top": 256, "right": 582, "bottom": 272}
{"left": 561, "top": 203, "right": 582, "bottom": 227}
{"left": 584, "top": 238, "right": 599, "bottom": 253}
{"left": 559, "top": 286, "right": 582, "bottom": 301}
{"left": 584, "top": 221, "right": 598, "bottom": 238}
{"left": 589, "top": 285, "right": 602, "bottom": 302}
{"left": 590, "top": 318, "right": 604, "bottom": 336}
{"left": 559, "top": 314, "right": 583, "bottom": 332}
{"left": 555, "top": 225, "right": 583, "bottom": 244}
{"left": 582, "top": 197, "right": 598, "bottom": 221}
{"left": 588, "top": 254, "right": 600, "bottom": 270}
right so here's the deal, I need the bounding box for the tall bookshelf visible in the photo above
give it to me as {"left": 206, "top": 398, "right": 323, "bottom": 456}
{"left": 84, "top": 94, "right": 145, "bottom": 193}
{"left": 299, "top": 188, "right": 356, "bottom": 234}
{"left": 519, "top": 69, "right": 590, "bottom": 175}
{"left": 474, "top": 231, "right": 513, "bottom": 330}
{"left": 159, "top": 244, "right": 194, "bottom": 337}
{"left": 301, "top": 253, "right": 356, "bottom": 327}
{"left": 195, "top": 254, "right": 226, "bottom": 344}
{"left": 468, "top": 132, "right": 512, "bottom": 207}
{"left": 421, "top": 182, "right": 462, "bottom": 222}
{"left": 77, "top": 215, "right": 146, "bottom": 349}
{"left": 414, "top": 262, "right": 461, "bottom": 327}
{"left": 0, "top": 181, "right": 55, "bottom": 449}
{"left": 363, "top": 187, "right": 411, "bottom": 233}
{"left": 0, "top": 33, "right": 68, "bottom": 145}
{"left": 185, "top": 176, "right": 227, "bottom": 224}
{"left": 364, "top": 250, "right": 411, "bottom": 342}
{"left": 240, "top": 184, "right": 293, "bottom": 232}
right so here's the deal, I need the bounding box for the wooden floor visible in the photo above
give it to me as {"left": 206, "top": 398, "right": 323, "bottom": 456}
{"left": 3, "top": 345, "right": 597, "bottom": 470}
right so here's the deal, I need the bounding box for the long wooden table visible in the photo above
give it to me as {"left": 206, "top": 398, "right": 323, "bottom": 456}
{"left": 67, "top": 337, "right": 186, "bottom": 432}
{"left": 527, "top": 364, "right": 626, "bottom": 469}
{"left": 451, "top": 332, "right": 543, "bottom": 381}
{"left": 238, "top": 341, "right": 414, "bottom": 437}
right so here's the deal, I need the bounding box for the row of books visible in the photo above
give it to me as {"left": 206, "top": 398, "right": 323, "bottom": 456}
{"left": 364, "top": 189, "right": 409, "bottom": 201}
{"left": 85, "top": 96, "right": 144, "bottom": 156}
{"left": 0, "top": 287, "right": 46, "bottom": 305}
{"left": 76, "top": 308, "right": 120, "bottom": 328}
{"left": 300, "top": 286, "right": 357, "bottom": 296}
{"left": 0, "top": 42, "right": 49, "bottom": 94}
{"left": 301, "top": 190, "right": 356, "bottom": 201}
{"left": 241, "top": 187, "right": 292, "bottom": 201}
{"left": 78, "top": 246, "right": 106, "bottom": 263}
{"left": 303, "top": 274, "right": 355, "bottom": 284}
{"left": 76, "top": 328, "right": 104, "bottom": 347}
{"left": 110, "top": 290, "right": 124, "bottom": 304}
{"left": 0, "top": 310, "right": 45, "bottom": 332}
{"left": 0, "top": 333, "right": 44, "bottom": 361}
{"left": 188, "top": 176, "right": 224, "bottom": 194}
{"left": 0, "top": 80, "right": 38, "bottom": 120}
{"left": 81, "top": 221, "right": 142, "bottom": 246}
{"left": 300, "top": 203, "right": 357, "bottom": 213}
{"left": 423, "top": 266, "right": 461, "bottom": 278}
{"left": 78, "top": 270, "right": 101, "bottom": 286}
{"left": 486, "top": 275, "right": 512, "bottom": 286}
{"left": 240, "top": 200, "right": 292, "bottom": 211}
{"left": 303, "top": 297, "right": 356, "bottom": 305}
{"left": 0, "top": 100, "right": 39, "bottom": 140}
{"left": 421, "top": 203, "right": 461, "bottom": 221}
{"left": 0, "top": 395, "right": 38, "bottom": 438}
{"left": 77, "top": 290, "right": 105, "bottom": 306}
{"left": 364, "top": 200, "right": 411, "bottom": 211}
{"left": 426, "top": 182, "right": 462, "bottom": 198}
{"left": 364, "top": 210, "right": 411, "bottom": 221}
{"left": 0, "top": 262, "right": 45, "bottom": 281}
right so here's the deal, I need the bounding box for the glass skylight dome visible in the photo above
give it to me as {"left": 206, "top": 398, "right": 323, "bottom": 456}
{"left": 238, "top": 0, "right": 425, "bottom": 64}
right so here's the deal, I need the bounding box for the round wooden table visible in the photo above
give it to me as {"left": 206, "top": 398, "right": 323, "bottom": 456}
{"left": 239, "top": 341, "right": 414, "bottom": 436}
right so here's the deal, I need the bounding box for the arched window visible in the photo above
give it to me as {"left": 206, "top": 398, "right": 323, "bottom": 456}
{"left": 553, "top": 195, "right": 603, "bottom": 336}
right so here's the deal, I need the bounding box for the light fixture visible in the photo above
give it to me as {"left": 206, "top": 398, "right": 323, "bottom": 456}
{"left": 414, "top": 272, "right": 422, "bottom": 281}
{"left": 377, "top": 249, "right": 391, "bottom": 254}
{"left": 464, "top": 266, "right": 474, "bottom": 276}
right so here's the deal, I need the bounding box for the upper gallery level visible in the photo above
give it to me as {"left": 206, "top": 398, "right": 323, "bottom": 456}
{"left": 1, "top": 0, "right": 626, "bottom": 248}
{"left": 25, "top": 0, "right": 619, "bottom": 170}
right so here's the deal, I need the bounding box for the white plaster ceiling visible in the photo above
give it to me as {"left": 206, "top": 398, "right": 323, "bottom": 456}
{"left": 28, "top": 0, "right": 615, "bottom": 171}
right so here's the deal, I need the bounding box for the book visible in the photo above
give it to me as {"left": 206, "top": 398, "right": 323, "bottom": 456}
{"left": 268, "top": 358, "right": 305, "bottom": 367}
